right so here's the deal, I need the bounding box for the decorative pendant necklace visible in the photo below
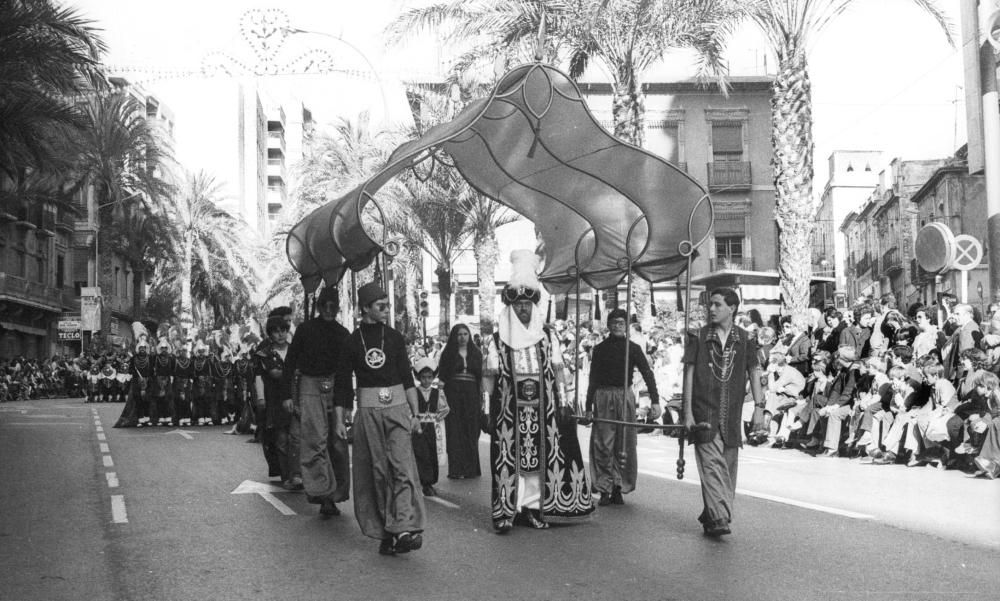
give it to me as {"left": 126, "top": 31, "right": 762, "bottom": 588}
{"left": 176, "top": 357, "right": 190, "bottom": 370}
{"left": 708, "top": 331, "right": 737, "bottom": 382}
{"left": 134, "top": 355, "right": 149, "bottom": 371}
{"left": 219, "top": 362, "right": 233, "bottom": 377}
{"left": 360, "top": 325, "right": 386, "bottom": 369}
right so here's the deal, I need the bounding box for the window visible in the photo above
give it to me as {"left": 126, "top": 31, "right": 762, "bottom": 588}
{"left": 56, "top": 255, "right": 65, "bottom": 288}
{"left": 712, "top": 122, "right": 742, "bottom": 162}
{"left": 647, "top": 122, "right": 681, "bottom": 164}
{"left": 716, "top": 236, "right": 744, "bottom": 261}
{"left": 455, "top": 288, "right": 476, "bottom": 316}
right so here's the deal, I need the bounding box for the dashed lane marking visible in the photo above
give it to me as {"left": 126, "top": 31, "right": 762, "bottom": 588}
{"left": 97, "top": 433, "right": 106, "bottom": 441}
{"left": 99, "top": 443, "right": 110, "bottom": 453}
{"left": 106, "top": 473, "right": 119, "bottom": 488}
{"left": 110, "top": 495, "right": 128, "bottom": 523}
{"left": 102, "top": 455, "right": 114, "bottom": 468}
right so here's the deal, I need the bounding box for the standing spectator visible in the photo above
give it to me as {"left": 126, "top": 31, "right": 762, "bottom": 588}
{"left": 682, "top": 288, "right": 763, "bottom": 537}
{"left": 944, "top": 304, "right": 982, "bottom": 381}
{"left": 912, "top": 308, "right": 945, "bottom": 362}
{"left": 284, "top": 285, "right": 352, "bottom": 517}
{"left": 437, "top": 323, "right": 484, "bottom": 480}
{"left": 784, "top": 316, "right": 812, "bottom": 377}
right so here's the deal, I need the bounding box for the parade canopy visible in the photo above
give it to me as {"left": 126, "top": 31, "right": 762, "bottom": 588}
{"left": 286, "top": 61, "right": 714, "bottom": 294}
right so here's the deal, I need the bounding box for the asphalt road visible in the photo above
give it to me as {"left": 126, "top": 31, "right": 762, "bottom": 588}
{"left": 1, "top": 398, "right": 998, "bottom": 601}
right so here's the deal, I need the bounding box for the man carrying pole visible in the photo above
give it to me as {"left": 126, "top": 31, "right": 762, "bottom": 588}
{"left": 584, "top": 308, "right": 661, "bottom": 506}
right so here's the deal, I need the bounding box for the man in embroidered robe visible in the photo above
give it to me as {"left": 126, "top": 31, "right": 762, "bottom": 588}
{"left": 481, "top": 250, "right": 594, "bottom": 534}
{"left": 683, "top": 287, "right": 763, "bottom": 537}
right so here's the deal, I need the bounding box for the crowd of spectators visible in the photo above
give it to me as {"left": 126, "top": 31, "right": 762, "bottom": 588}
{"left": 0, "top": 355, "right": 84, "bottom": 402}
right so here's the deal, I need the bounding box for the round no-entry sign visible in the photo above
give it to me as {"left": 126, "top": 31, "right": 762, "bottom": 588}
{"left": 952, "top": 234, "right": 983, "bottom": 271}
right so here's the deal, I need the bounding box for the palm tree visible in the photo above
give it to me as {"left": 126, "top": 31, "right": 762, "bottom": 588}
{"left": 392, "top": 170, "right": 472, "bottom": 337}
{"left": 102, "top": 207, "right": 173, "bottom": 319}
{"left": 746, "top": 0, "right": 953, "bottom": 316}
{"left": 0, "top": 0, "right": 106, "bottom": 179}
{"left": 73, "top": 91, "right": 173, "bottom": 331}
{"left": 162, "top": 170, "right": 259, "bottom": 329}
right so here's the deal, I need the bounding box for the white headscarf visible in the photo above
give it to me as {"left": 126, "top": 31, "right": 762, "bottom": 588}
{"left": 498, "top": 303, "right": 546, "bottom": 350}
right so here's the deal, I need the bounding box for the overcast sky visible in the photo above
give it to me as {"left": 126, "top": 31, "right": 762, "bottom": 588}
{"left": 75, "top": 0, "right": 966, "bottom": 202}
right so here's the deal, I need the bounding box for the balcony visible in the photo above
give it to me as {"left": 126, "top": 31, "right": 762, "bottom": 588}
{"left": 35, "top": 211, "right": 56, "bottom": 238}
{"left": 855, "top": 252, "right": 871, "bottom": 277}
{"left": 0, "top": 273, "right": 61, "bottom": 312}
{"left": 882, "top": 246, "right": 903, "bottom": 274}
{"left": 707, "top": 161, "right": 751, "bottom": 191}
{"left": 267, "top": 130, "right": 285, "bottom": 153}
{"left": 710, "top": 257, "right": 755, "bottom": 271}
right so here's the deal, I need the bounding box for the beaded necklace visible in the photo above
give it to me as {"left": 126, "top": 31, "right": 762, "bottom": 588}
{"left": 708, "top": 328, "right": 738, "bottom": 382}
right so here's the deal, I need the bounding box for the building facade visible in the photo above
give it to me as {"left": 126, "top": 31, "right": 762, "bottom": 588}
{"left": 840, "top": 157, "right": 966, "bottom": 311}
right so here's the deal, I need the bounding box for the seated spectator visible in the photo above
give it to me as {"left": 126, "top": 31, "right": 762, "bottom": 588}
{"left": 848, "top": 355, "right": 892, "bottom": 458}
{"left": 757, "top": 348, "right": 805, "bottom": 446}
{"left": 971, "top": 372, "right": 1000, "bottom": 479}
{"left": 813, "top": 345, "right": 859, "bottom": 457}
{"left": 796, "top": 351, "right": 834, "bottom": 451}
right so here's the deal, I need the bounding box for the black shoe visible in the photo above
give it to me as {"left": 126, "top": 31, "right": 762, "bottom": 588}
{"left": 611, "top": 487, "right": 624, "bottom": 505}
{"left": 378, "top": 538, "right": 396, "bottom": 556}
{"left": 422, "top": 485, "right": 437, "bottom": 497}
{"left": 393, "top": 532, "right": 422, "bottom": 553}
{"left": 598, "top": 492, "right": 613, "bottom": 506}
{"left": 704, "top": 519, "right": 731, "bottom": 537}
{"left": 319, "top": 499, "right": 340, "bottom": 516}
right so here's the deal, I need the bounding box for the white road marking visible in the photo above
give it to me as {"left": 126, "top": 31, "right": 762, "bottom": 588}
{"left": 97, "top": 433, "right": 106, "bottom": 441}
{"left": 106, "top": 472, "right": 119, "bottom": 488}
{"left": 99, "top": 443, "right": 110, "bottom": 453}
{"left": 636, "top": 466, "right": 875, "bottom": 520}
{"left": 110, "top": 495, "right": 128, "bottom": 523}
{"left": 4, "top": 422, "right": 89, "bottom": 426}
{"left": 102, "top": 455, "right": 114, "bottom": 468}
{"left": 735, "top": 489, "right": 875, "bottom": 520}
{"left": 167, "top": 429, "right": 195, "bottom": 440}
{"left": 95, "top": 426, "right": 103, "bottom": 432}
{"left": 231, "top": 480, "right": 297, "bottom": 515}
{"left": 426, "top": 496, "right": 461, "bottom": 509}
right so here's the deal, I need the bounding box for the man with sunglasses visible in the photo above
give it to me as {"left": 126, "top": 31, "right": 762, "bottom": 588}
{"left": 344, "top": 282, "right": 425, "bottom": 556}
{"left": 284, "top": 285, "right": 352, "bottom": 517}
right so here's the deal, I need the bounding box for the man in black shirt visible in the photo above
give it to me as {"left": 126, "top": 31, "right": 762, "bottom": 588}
{"left": 284, "top": 285, "right": 352, "bottom": 516}
{"left": 585, "top": 309, "right": 660, "bottom": 506}
{"left": 346, "top": 282, "right": 425, "bottom": 555}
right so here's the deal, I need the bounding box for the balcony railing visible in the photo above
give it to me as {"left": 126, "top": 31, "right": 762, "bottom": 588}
{"left": 711, "top": 257, "right": 754, "bottom": 271}
{"left": 856, "top": 253, "right": 871, "bottom": 277}
{"left": 0, "top": 273, "right": 61, "bottom": 311}
{"left": 707, "top": 161, "right": 751, "bottom": 190}
{"left": 882, "top": 246, "right": 902, "bottom": 273}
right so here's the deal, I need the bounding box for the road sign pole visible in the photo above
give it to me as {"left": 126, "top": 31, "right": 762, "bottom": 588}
{"left": 962, "top": 270, "right": 969, "bottom": 303}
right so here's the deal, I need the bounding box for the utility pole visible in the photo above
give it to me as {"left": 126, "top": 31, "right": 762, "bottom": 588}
{"left": 961, "top": 1, "right": 1000, "bottom": 301}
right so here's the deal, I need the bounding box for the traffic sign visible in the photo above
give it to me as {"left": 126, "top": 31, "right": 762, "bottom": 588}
{"left": 914, "top": 222, "right": 955, "bottom": 273}
{"left": 951, "top": 235, "right": 983, "bottom": 271}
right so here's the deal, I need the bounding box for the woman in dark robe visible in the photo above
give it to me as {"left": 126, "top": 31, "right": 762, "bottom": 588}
{"left": 438, "top": 323, "right": 483, "bottom": 479}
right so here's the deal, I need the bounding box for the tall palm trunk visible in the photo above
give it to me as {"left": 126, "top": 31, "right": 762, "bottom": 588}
{"left": 180, "top": 235, "right": 194, "bottom": 331}
{"left": 771, "top": 48, "right": 816, "bottom": 318}
{"left": 435, "top": 264, "right": 452, "bottom": 337}
{"left": 131, "top": 265, "right": 144, "bottom": 320}
{"left": 473, "top": 231, "right": 499, "bottom": 336}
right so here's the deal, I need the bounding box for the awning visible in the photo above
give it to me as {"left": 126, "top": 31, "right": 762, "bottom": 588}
{"left": 1, "top": 321, "right": 47, "bottom": 337}
{"left": 740, "top": 284, "right": 781, "bottom": 301}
